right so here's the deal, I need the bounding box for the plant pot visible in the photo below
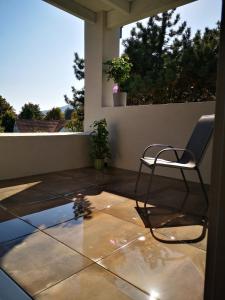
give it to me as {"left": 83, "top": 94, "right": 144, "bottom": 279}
{"left": 113, "top": 92, "right": 127, "bottom": 106}
{"left": 94, "top": 159, "right": 104, "bottom": 170}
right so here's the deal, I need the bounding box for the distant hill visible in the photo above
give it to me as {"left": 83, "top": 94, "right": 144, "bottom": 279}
{"left": 42, "top": 104, "right": 73, "bottom": 115}
{"left": 60, "top": 104, "right": 74, "bottom": 113}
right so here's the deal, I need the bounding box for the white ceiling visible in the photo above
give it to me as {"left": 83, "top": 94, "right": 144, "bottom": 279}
{"left": 44, "top": 0, "right": 196, "bottom": 28}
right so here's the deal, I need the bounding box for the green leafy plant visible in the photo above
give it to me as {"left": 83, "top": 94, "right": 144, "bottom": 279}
{"left": 104, "top": 55, "right": 132, "bottom": 91}
{"left": 65, "top": 111, "right": 83, "bottom": 132}
{"left": 90, "top": 119, "right": 111, "bottom": 160}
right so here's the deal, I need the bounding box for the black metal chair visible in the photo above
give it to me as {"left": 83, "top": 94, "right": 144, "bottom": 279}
{"left": 135, "top": 114, "right": 214, "bottom": 243}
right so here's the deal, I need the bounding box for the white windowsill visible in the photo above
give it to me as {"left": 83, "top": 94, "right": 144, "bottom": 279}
{"left": 0, "top": 132, "right": 90, "bottom": 137}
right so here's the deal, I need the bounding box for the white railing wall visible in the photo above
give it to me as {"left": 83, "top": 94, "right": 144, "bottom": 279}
{"left": 0, "top": 133, "right": 90, "bottom": 180}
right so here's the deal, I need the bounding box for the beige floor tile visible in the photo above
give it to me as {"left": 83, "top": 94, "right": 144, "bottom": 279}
{"left": 62, "top": 168, "right": 118, "bottom": 186}
{"left": 102, "top": 201, "right": 186, "bottom": 231}
{"left": 0, "top": 207, "right": 15, "bottom": 222}
{"left": 0, "top": 182, "right": 41, "bottom": 201}
{"left": 99, "top": 233, "right": 205, "bottom": 300}
{"left": 33, "top": 177, "right": 96, "bottom": 196}
{"left": 0, "top": 269, "right": 32, "bottom": 300}
{"left": 21, "top": 202, "right": 80, "bottom": 229}
{"left": 102, "top": 199, "right": 147, "bottom": 227}
{"left": 156, "top": 226, "right": 207, "bottom": 251}
{"left": 0, "top": 231, "right": 92, "bottom": 296}
{"left": 45, "top": 211, "right": 148, "bottom": 261}
{"left": 0, "top": 214, "right": 37, "bottom": 243}
{"left": 35, "top": 264, "right": 149, "bottom": 300}
{"left": 68, "top": 189, "right": 128, "bottom": 211}
{"left": 1, "top": 195, "right": 68, "bottom": 217}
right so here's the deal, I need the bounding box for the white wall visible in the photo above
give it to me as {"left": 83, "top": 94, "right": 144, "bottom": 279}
{"left": 103, "top": 102, "right": 215, "bottom": 184}
{"left": 86, "top": 101, "right": 215, "bottom": 184}
{"left": 0, "top": 133, "right": 90, "bottom": 180}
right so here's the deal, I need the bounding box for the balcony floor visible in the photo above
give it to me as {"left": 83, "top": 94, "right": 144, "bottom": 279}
{"left": 0, "top": 168, "right": 207, "bottom": 299}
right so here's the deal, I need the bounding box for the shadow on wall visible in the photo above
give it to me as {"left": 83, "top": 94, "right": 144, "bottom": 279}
{"left": 109, "top": 122, "right": 120, "bottom": 163}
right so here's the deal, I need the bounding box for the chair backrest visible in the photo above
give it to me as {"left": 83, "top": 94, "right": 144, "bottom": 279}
{"left": 181, "top": 114, "right": 215, "bottom": 165}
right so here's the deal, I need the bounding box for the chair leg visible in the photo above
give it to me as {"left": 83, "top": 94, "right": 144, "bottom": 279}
{"left": 135, "top": 161, "right": 143, "bottom": 207}
{"left": 180, "top": 168, "right": 190, "bottom": 193}
{"left": 135, "top": 161, "right": 143, "bottom": 194}
{"left": 144, "top": 166, "right": 156, "bottom": 211}
{"left": 148, "top": 215, "right": 208, "bottom": 244}
{"left": 196, "top": 167, "right": 209, "bottom": 210}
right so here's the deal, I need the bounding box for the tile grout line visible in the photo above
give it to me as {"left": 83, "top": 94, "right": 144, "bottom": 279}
{"left": 1, "top": 189, "right": 206, "bottom": 253}
{"left": 34, "top": 261, "right": 151, "bottom": 298}
{"left": 97, "top": 263, "right": 151, "bottom": 297}
{"left": 0, "top": 268, "right": 33, "bottom": 299}
{"left": 33, "top": 262, "right": 96, "bottom": 297}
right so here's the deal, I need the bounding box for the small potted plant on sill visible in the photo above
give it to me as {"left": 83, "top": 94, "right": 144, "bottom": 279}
{"left": 90, "top": 118, "right": 111, "bottom": 170}
{"left": 104, "top": 55, "right": 132, "bottom": 106}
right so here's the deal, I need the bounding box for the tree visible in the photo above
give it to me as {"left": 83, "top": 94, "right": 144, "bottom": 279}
{"left": 65, "top": 111, "right": 83, "bottom": 132}
{"left": 64, "top": 107, "right": 74, "bottom": 120}
{"left": 0, "top": 95, "right": 14, "bottom": 115}
{"left": 123, "top": 10, "right": 187, "bottom": 104}
{"left": 0, "top": 95, "right": 16, "bottom": 132}
{"left": 64, "top": 52, "right": 84, "bottom": 124}
{"left": 1, "top": 110, "right": 16, "bottom": 132}
{"left": 45, "top": 107, "right": 64, "bottom": 120}
{"left": 19, "top": 102, "right": 43, "bottom": 120}
{"left": 122, "top": 10, "right": 219, "bottom": 104}
{"left": 168, "top": 23, "right": 220, "bottom": 103}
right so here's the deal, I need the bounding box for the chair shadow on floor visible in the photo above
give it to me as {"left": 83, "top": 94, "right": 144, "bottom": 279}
{"left": 135, "top": 191, "right": 208, "bottom": 244}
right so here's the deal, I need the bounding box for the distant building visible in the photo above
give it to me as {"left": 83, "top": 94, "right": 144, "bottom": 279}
{"left": 14, "top": 120, "right": 66, "bottom": 133}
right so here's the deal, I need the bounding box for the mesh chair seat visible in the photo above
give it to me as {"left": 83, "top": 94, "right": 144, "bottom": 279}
{"left": 141, "top": 157, "right": 196, "bottom": 169}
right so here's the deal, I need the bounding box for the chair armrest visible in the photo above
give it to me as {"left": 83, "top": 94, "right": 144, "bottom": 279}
{"left": 153, "top": 147, "right": 196, "bottom": 165}
{"left": 142, "top": 144, "right": 173, "bottom": 157}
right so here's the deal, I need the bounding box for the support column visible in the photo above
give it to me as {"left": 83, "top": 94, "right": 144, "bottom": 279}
{"left": 84, "top": 12, "right": 120, "bottom": 131}
{"left": 204, "top": 1, "right": 225, "bottom": 299}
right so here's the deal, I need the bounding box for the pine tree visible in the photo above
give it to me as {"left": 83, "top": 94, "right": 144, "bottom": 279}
{"left": 64, "top": 52, "right": 84, "bottom": 122}
{"left": 123, "top": 10, "right": 187, "bottom": 104}
{"left": 122, "top": 10, "right": 219, "bottom": 105}
{"left": 165, "top": 22, "right": 220, "bottom": 102}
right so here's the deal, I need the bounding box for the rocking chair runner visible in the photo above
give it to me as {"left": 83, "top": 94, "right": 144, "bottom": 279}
{"left": 135, "top": 114, "right": 214, "bottom": 243}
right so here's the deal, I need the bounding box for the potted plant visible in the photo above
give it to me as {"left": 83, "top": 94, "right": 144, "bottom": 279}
{"left": 104, "top": 55, "right": 132, "bottom": 106}
{"left": 90, "top": 119, "right": 111, "bottom": 170}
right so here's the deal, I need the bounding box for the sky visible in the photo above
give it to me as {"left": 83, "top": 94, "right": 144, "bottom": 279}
{"left": 0, "top": 0, "right": 222, "bottom": 113}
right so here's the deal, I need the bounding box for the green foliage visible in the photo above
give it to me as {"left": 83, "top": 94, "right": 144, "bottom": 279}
{"left": 90, "top": 119, "right": 111, "bottom": 160}
{"left": 19, "top": 102, "right": 43, "bottom": 120}
{"left": 122, "top": 10, "right": 219, "bottom": 104}
{"left": 65, "top": 111, "right": 83, "bottom": 132}
{"left": 1, "top": 110, "right": 16, "bottom": 132}
{"left": 163, "top": 23, "right": 220, "bottom": 103}
{"left": 104, "top": 55, "right": 132, "bottom": 91}
{"left": 64, "top": 107, "right": 74, "bottom": 120}
{"left": 73, "top": 52, "right": 85, "bottom": 81}
{"left": 0, "top": 95, "right": 16, "bottom": 132}
{"left": 0, "top": 95, "right": 14, "bottom": 114}
{"left": 64, "top": 52, "right": 84, "bottom": 130}
{"left": 45, "top": 107, "right": 64, "bottom": 120}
